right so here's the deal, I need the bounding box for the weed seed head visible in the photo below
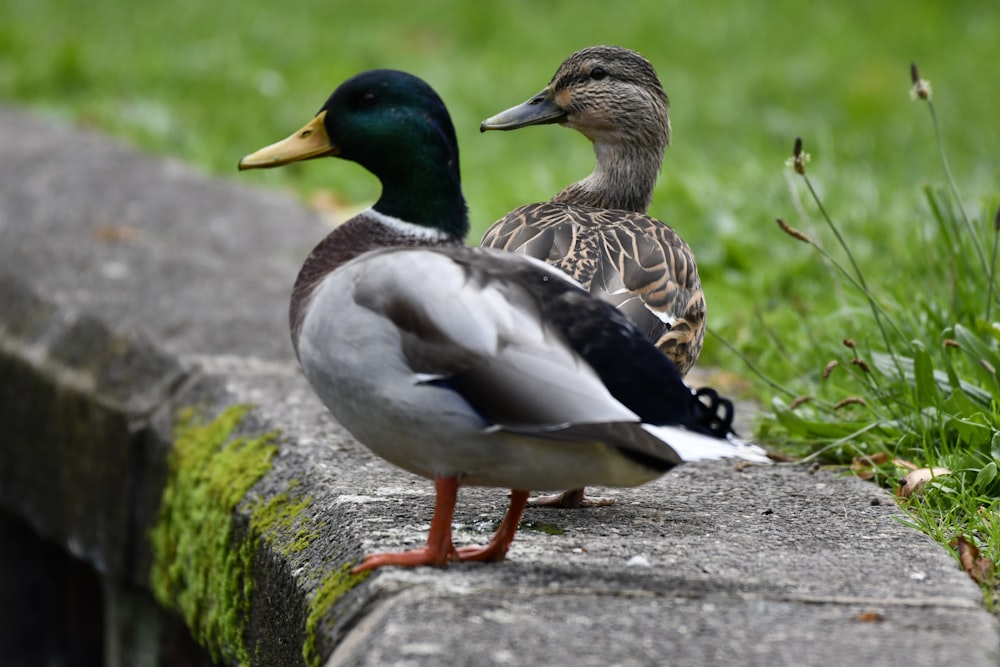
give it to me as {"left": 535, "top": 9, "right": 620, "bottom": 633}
{"left": 788, "top": 395, "right": 813, "bottom": 410}
{"left": 776, "top": 218, "right": 813, "bottom": 244}
{"left": 851, "top": 357, "right": 872, "bottom": 374}
{"left": 822, "top": 360, "right": 839, "bottom": 379}
{"left": 909, "top": 62, "right": 932, "bottom": 101}
{"left": 785, "top": 136, "right": 810, "bottom": 175}
{"left": 833, "top": 396, "right": 867, "bottom": 409}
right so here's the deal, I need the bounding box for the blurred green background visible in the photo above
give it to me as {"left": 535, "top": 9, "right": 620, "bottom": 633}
{"left": 2, "top": 0, "right": 998, "bottom": 377}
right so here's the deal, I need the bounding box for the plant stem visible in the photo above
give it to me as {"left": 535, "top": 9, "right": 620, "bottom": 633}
{"left": 707, "top": 327, "right": 798, "bottom": 400}
{"left": 927, "top": 101, "right": 988, "bottom": 277}
{"left": 988, "top": 204, "right": 1000, "bottom": 321}
{"left": 801, "top": 174, "right": 906, "bottom": 384}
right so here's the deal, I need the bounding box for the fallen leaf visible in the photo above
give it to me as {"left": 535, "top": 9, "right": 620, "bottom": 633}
{"left": 92, "top": 224, "right": 138, "bottom": 243}
{"left": 896, "top": 467, "right": 951, "bottom": 498}
{"left": 764, "top": 450, "right": 796, "bottom": 463}
{"left": 971, "top": 559, "right": 994, "bottom": 585}
{"left": 855, "top": 610, "right": 884, "bottom": 622}
{"left": 850, "top": 452, "right": 890, "bottom": 480}
{"left": 956, "top": 536, "right": 980, "bottom": 570}
{"left": 952, "top": 536, "right": 995, "bottom": 585}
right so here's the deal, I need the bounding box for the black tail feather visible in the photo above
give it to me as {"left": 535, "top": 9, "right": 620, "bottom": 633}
{"left": 693, "top": 387, "right": 735, "bottom": 437}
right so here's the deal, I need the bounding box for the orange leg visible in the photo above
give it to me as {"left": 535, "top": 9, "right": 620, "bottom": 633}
{"left": 353, "top": 477, "right": 461, "bottom": 573}
{"left": 457, "top": 490, "right": 530, "bottom": 563}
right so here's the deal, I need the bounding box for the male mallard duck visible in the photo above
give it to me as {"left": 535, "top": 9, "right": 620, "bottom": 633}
{"left": 239, "top": 69, "right": 767, "bottom": 572}
{"left": 481, "top": 45, "right": 705, "bottom": 508}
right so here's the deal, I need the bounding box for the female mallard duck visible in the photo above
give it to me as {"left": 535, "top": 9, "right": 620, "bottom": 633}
{"left": 481, "top": 46, "right": 704, "bottom": 508}
{"left": 239, "top": 69, "right": 767, "bottom": 572}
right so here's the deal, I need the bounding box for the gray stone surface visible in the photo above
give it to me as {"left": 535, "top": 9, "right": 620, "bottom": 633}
{"left": 1, "top": 105, "right": 996, "bottom": 666}
{"left": 0, "top": 106, "right": 313, "bottom": 360}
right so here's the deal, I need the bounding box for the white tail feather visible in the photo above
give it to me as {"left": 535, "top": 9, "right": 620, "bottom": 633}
{"left": 641, "top": 424, "right": 771, "bottom": 464}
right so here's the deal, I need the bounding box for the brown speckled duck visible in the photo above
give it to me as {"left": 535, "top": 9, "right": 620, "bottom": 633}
{"left": 481, "top": 46, "right": 706, "bottom": 508}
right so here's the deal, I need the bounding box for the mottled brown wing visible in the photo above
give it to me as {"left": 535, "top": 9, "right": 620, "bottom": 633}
{"left": 481, "top": 202, "right": 608, "bottom": 285}
{"left": 481, "top": 202, "right": 705, "bottom": 375}
{"left": 590, "top": 213, "right": 705, "bottom": 375}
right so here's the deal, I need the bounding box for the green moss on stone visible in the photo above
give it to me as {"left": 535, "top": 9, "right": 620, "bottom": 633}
{"left": 302, "top": 564, "right": 369, "bottom": 667}
{"left": 149, "top": 404, "right": 279, "bottom": 666}
{"left": 250, "top": 488, "right": 321, "bottom": 557}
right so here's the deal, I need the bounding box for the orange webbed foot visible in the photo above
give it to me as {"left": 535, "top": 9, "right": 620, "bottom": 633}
{"left": 353, "top": 477, "right": 461, "bottom": 573}
{"left": 528, "top": 488, "right": 616, "bottom": 508}
{"left": 457, "top": 490, "right": 530, "bottom": 563}
{"left": 352, "top": 545, "right": 459, "bottom": 573}
{"left": 353, "top": 486, "right": 530, "bottom": 571}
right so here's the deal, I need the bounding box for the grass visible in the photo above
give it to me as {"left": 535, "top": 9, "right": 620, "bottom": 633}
{"left": 3, "top": 0, "right": 998, "bottom": 365}
{"left": 3, "top": 0, "right": 999, "bottom": 602}
{"left": 757, "top": 69, "right": 1000, "bottom": 606}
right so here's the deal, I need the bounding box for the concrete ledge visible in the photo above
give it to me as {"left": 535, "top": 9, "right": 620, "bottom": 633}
{"left": 0, "top": 275, "right": 184, "bottom": 581}
{"left": 1, "top": 106, "right": 997, "bottom": 666}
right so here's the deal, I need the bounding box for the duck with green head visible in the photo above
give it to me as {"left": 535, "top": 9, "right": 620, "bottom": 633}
{"left": 239, "top": 69, "right": 767, "bottom": 572}
{"left": 481, "top": 45, "right": 706, "bottom": 508}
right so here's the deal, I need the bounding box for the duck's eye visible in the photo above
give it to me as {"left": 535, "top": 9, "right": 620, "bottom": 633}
{"left": 589, "top": 67, "right": 607, "bottom": 81}
{"left": 359, "top": 92, "right": 378, "bottom": 108}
